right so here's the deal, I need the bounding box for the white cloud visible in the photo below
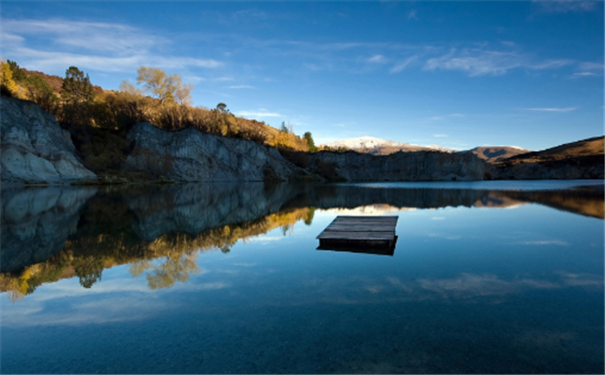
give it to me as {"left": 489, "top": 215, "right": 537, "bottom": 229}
{"left": 577, "top": 62, "right": 604, "bottom": 71}
{"left": 424, "top": 48, "right": 573, "bottom": 76}
{"left": 500, "top": 41, "right": 516, "bottom": 47}
{"left": 390, "top": 56, "right": 418, "bottom": 73}
{"left": 407, "top": 10, "right": 418, "bottom": 20}
{"left": 518, "top": 240, "right": 569, "bottom": 246}
{"left": 237, "top": 110, "right": 282, "bottom": 117}
{"left": 2, "top": 32, "right": 25, "bottom": 44}
{"left": 227, "top": 85, "right": 255, "bottom": 89}
{"left": 1, "top": 18, "right": 223, "bottom": 73}
{"left": 368, "top": 54, "right": 387, "bottom": 64}
{"left": 572, "top": 72, "right": 597, "bottom": 77}
{"left": 183, "top": 75, "right": 207, "bottom": 83}
{"left": 9, "top": 47, "right": 222, "bottom": 72}
{"left": 433, "top": 134, "right": 448, "bottom": 138}
{"left": 449, "top": 113, "right": 465, "bottom": 117}
{"left": 525, "top": 107, "right": 578, "bottom": 112}
{"left": 2, "top": 18, "right": 161, "bottom": 54}
{"left": 211, "top": 76, "right": 235, "bottom": 81}
{"left": 534, "top": 0, "right": 598, "bottom": 13}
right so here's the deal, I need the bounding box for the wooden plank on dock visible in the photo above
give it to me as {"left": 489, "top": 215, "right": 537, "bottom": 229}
{"left": 316, "top": 215, "right": 398, "bottom": 255}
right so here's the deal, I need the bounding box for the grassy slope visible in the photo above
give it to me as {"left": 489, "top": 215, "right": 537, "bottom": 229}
{"left": 497, "top": 136, "right": 604, "bottom": 166}
{"left": 469, "top": 146, "right": 532, "bottom": 164}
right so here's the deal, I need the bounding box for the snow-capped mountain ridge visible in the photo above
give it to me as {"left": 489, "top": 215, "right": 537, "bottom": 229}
{"left": 321, "top": 137, "right": 456, "bottom": 154}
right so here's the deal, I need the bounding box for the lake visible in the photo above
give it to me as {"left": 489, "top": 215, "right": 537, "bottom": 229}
{"left": 1, "top": 181, "right": 603, "bottom": 374}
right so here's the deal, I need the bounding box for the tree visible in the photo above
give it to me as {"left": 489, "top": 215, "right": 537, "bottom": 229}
{"left": 62, "top": 66, "right": 94, "bottom": 104}
{"left": 6, "top": 60, "right": 27, "bottom": 82}
{"left": 119, "top": 80, "right": 143, "bottom": 96}
{"left": 25, "top": 75, "right": 58, "bottom": 114}
{"left": 61, "top": 66, "right": 95, "bottom": 125}
{"left": 136, "top": 66, "right": 193, "bottom": 105}
{"left": 216, "top": 102, "right": 228, "bottom": 114}
{"left": 304, "top": 131, "right": 318, "bottom": 152}
{"left": 0, "top": 59, "right": 17, "bottom": 96}
{"left": 280, "top": 121, "right": 293, "bottom": 134}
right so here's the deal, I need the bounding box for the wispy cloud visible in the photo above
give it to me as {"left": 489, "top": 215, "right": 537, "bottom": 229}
{"left": 525, "top": 107, "right": 578, "bottom": 112}
{"left": 1, "top": 18, "right": 223, "bottom": 73}
{"left": 407, "top": 10, "right": 418, "bottom": 20}
{"left": 211, "top": 77, "right": 235, "bottom": 82}
{"left": 424, "top": 48, "right": 573, "bottom": 76}
{"left": 577, "top": 62, "right": 604, "bottom": 71}
{"left": 449, "top": 113, "right": 465, "bottom": 117}
{"left": 518, "top": 240, "right": 569, "bottom": 246}
{"left": 237, "top": 110, "right": 281, "bottom": 117}
{"left": 433, "top": 134, "right": 448, "bottom": 138}
{"left": 533, "top": 0, "right": 598, "bottom": 13}
{"left": 368, "top": 54, "right": 387, "bottom": 64}
{"left": 227, "top": 85, "right": 255, "bottom": 89}
{"left": 390, "top": 56, "right": 419, "bottom": 73}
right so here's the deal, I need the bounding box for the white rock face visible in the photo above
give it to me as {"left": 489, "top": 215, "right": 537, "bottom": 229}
{"left": 124, "top": 122, "right": 307, "bottom": 181}
{"left": 0, "top": 96, "right": 97, "bottom": 185}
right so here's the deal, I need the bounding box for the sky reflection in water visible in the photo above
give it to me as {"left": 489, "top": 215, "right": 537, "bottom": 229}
{"left": 1, "top": 182, "right": 603, "bottom": 374}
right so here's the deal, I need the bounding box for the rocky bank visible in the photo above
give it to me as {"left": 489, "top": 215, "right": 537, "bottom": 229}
{"left": 306, "top": 150, "right": 486, "bottom": 181}
{"left": 124, "top": 121, "right": 307, "bottom": 181}
{"left": 0, "top": 96, "right": 96, "bottom": 185}
{"left": 2, "top": 97, "right": 600, "bottom": 184}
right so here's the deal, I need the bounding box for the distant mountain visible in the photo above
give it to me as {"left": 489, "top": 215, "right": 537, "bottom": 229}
{"left": 321, "top": 136, "right": 456, "bottom": 155}
{"left": 467, "top": 146, "right": 532, "bottom": 164}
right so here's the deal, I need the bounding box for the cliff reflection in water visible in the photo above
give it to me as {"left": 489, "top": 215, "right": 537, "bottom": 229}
{"left": 1, "top": 182, "right": 603, "bottom": 301}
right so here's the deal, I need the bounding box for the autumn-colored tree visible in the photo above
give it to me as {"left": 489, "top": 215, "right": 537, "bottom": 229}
{"left": 25, "top": 75, "right": 59, "bottom": 114}
{"left": 0, "top": 59, "right": 18, "bottom": 96}
{"left": 136, "top": 66, "right": 193, "bottom": 105}
{"left": 6, "top": 60, "right": 27, "bottom": 82}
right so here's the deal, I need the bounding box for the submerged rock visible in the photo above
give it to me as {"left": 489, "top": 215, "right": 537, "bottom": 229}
{"left": 124, "top": 122, "right": 307, "bottom": 181}
{"left": 0, "top": 96, "right": 97, "bottom": 185}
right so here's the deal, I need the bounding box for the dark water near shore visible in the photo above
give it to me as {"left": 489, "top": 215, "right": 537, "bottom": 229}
{"left": 1, "top": 181, "right": 603, "bottom": 374}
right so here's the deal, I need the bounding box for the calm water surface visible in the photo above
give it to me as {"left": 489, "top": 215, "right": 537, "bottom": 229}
{"left": 1, "top": 181, "right": 603, "bottom": 374}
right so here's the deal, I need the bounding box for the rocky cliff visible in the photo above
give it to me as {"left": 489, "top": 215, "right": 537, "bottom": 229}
{"left": 124, "top": 122, "right": 307, "bottom": 181}
{"left": 307, "top": 150, "right": 486, "bottom": 181}
{"left": 0, "top": 96, "right": 97, "bottom": 185}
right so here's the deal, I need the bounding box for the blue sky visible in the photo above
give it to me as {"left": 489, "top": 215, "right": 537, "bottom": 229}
{"left": 1, "top": 1, "right": 603, "bottom": 150}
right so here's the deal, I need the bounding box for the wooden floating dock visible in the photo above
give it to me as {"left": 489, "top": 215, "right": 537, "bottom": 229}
{"left": 316, "top": 215, "right": 398, "bottom": 256}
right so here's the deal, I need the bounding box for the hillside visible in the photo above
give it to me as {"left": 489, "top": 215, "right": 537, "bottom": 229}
{"left": 493, "top": 136, "right": 604, "bottom": 180}
{"left": 468, "top": 146, "right": 532, "bottom": 164}
{"left": 499, "top": 136, "right": 604, "bottom": 165}
{"left": 321, "top": 136, "right": 455, "bottom": 155}
{"left": 23, "top": 68, "right": 106, "bottom": 96}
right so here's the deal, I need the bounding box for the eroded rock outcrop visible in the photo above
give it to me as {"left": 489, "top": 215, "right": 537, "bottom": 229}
{"left": 307, "top": 150, "right": 486, "bottom": 181}
{"left": 124, "top": 122, "right": 307, "bottom": 181}
{"left": 0, "top": 96, "right": 97, "bottom": 185}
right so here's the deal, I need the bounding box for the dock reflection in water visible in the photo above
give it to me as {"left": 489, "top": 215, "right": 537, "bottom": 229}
{"left": 1, "top": 181, "right": 603, "bottom": 374}
{"left": 1, "top": 182, "right": 603, "bottom": 298}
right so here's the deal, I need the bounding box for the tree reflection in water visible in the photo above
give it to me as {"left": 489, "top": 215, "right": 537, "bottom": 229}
{"left": 1, "top": 182, "right": 602, "bottom": 301}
